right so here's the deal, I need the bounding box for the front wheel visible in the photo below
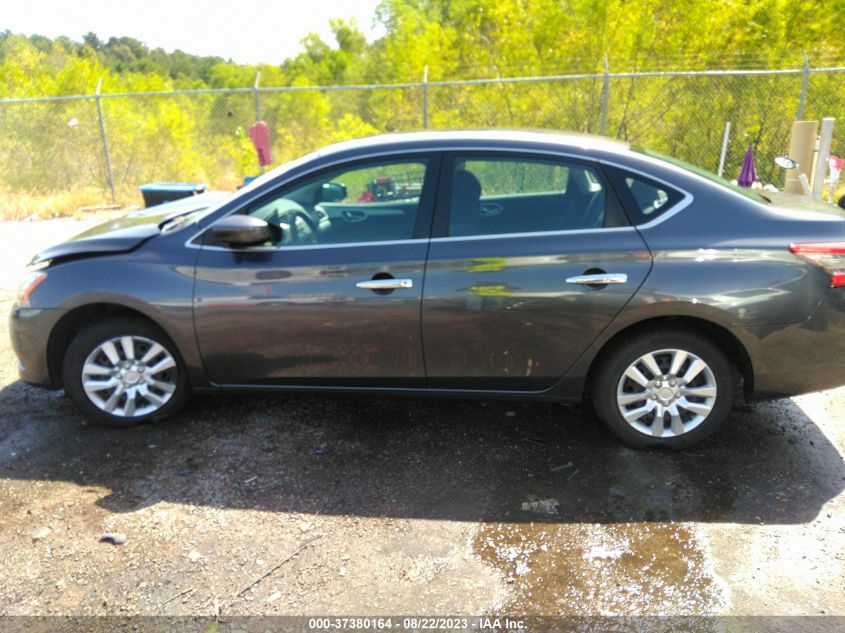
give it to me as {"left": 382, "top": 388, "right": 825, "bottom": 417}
{"left": 62, "top": 318, "right": 190, "bottom": 426}
{"left": 591, "top": 329, "right": 734, "bottom": 449}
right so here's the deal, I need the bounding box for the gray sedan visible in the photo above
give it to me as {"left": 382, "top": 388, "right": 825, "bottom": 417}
{"left": 10, "top": 130, "right": 845, "bottom": 448}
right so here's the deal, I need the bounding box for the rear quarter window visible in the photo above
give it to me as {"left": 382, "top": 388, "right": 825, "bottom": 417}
{"left": 604, "top": 165, "right": 686, "bottom": 225}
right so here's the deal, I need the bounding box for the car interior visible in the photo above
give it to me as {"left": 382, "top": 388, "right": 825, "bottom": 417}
{"left": 447, "top": 158, "right": 608, "bottom": 237}
{"left": 239, "top": 156, "right": 617, "bottom": 247}
{"left": 245, "top": 161, "right": 427, "bottom": 247}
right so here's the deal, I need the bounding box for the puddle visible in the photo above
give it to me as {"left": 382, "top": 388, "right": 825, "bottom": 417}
{"left": 475, "top": 521, "right": 726, "bottom": 615}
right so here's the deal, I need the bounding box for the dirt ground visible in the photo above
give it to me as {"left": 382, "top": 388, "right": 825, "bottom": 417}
{"left": 0, "top": 218, "right": 844, "bottom": 624}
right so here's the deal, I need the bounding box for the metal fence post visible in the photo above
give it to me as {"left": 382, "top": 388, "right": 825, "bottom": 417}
{"left": 797, "top": 50, "right": 809, "bottom": 120}
{"left": 812, "top": 117, "right": 835, "bottom": 199}
{"left": 253, "top": 71, "right": 262, "bottom": 122}
{"left": 95, "top": 78, "right": 116, "bottom": 201}
{"left": 422, "top": 65, "right": 429, "bottom": 129}
{"left": 600, "top": 54, "right": 609, "bottom": 135}
{"left": 717, "top": 121, "right": 732, "bottom": 177}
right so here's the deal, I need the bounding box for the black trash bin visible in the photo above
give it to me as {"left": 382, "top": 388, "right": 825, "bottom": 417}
{"left": 138, "top": 182, "right": 207, "bottom": 208}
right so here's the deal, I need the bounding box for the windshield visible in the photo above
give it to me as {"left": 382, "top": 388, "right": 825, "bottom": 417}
{"left": 636, "top": 148, "right": 771, "bottom": 204}
{"left": 182, "top": 148, "right": 329, "bottom": 227}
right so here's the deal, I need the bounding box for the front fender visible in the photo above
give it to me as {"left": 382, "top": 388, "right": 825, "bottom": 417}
{"left": 31, "top": 250, "right": 209, "bottom": 389}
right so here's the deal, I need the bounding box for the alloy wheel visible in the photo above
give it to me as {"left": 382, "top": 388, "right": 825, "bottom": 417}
{"left": 615, "top": 348, "right": 717, "bottom": 438}
{"left": 80, "top": 335, "right": 178, "bottom": 418}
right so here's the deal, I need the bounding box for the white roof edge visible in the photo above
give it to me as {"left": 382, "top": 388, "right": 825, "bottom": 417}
{"left": 316, "top": 129, "right": 631, "bottom": 157}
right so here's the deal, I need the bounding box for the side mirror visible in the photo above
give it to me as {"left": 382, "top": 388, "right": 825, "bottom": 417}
{"left": 320, "top": 182, "right": 347, "bottom": 202}
{"left": 775, "top": 156, "right": 799, "bottom": 170}
{"left": 209, "top": 215, "right": 273, "bottom": 246}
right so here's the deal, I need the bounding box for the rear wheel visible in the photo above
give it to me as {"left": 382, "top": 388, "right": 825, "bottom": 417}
{"left": 591, "top": 329, "right": 734, "bottom": 449}
{"left": 62, "top": 318, "right": 190, "bottom": 426}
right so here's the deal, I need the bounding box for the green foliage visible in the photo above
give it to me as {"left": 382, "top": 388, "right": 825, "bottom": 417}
{"left": 0, "top": 0, "right": 844, "bottom": 198}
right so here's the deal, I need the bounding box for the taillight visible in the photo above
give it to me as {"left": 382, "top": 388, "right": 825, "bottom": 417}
{"left": 789, "top": 242, "right": 845, "bottom": 287}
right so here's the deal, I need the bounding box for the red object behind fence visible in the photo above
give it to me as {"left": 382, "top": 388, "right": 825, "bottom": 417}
{"left": 248, "top": 121, "right": 272, "bottom": 167}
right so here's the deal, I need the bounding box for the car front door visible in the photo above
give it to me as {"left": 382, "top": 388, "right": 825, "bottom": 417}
{"left": 421, "top": 151, "right": 653, "bottom": 391}
{"left": 192, "top": 154, "right": 438, "bottom": 387}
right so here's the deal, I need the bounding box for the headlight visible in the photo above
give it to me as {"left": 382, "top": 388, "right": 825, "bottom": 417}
{"left": 17, "top": 269, "right": 47, "bottom": 306}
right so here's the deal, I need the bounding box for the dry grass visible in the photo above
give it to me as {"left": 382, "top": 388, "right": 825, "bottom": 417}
{"left": 0, "top": 186, "right": 143, "bottom": 221}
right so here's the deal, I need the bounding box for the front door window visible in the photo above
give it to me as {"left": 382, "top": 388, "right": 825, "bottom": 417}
{"left": 243, "top": 159, "right": 429, "bottom": 247}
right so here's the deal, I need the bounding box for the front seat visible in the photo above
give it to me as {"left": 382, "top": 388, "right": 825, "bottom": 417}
{"left": 449, "top": 169, "right": 482, "bottom": 236}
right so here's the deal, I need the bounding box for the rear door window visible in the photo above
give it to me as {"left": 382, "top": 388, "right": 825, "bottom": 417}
{"left": 444, "top": 155, "right": 621, "bottom": 237}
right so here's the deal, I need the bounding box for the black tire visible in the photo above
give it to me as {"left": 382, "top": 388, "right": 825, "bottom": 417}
{"left": 590, "top": 328, "right": 734, "bottom": 449}
{"left": 62, "top": 318, "right": 190, "bottom": 427}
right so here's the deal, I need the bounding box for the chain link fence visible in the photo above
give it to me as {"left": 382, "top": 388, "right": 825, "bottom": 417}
{"left": 1, "top": 64, "right": 844, "bottom": 206}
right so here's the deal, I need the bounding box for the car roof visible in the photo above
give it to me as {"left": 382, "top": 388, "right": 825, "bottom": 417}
{"left": 235, "top": 129, "right": 637, "bottom": 202}
{"left": 312, "top": 129, "right": 631, "bottom": 159}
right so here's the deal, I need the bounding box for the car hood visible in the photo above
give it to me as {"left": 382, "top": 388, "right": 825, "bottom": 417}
{"left": 31, "top": 191, "right": 230, "bottom": 265}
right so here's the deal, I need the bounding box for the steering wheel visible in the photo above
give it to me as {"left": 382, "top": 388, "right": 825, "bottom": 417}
{"left": 288, "top": 210, "right": 320, "bottom": 244}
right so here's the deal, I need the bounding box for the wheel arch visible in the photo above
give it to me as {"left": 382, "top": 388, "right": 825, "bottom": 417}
{"left": 47, "top": 303, "right": 173, "bottom": 388}
{"left": 584, "top": 315, "right": 754, "bottom": 401}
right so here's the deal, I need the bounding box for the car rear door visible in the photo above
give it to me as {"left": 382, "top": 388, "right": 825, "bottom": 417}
{"left": 192, "top": 153, "right": 438, "bottom": 387}
{"left": 421, "top": 151, "right": 653, "bottom": 391}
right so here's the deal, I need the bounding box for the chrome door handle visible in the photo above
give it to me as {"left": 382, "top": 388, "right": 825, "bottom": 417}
{"left": 356, "top": 278, "right": 414, "bottom": 290}
{"left": 566, "top": 273, "right": 628, "bottom": 286}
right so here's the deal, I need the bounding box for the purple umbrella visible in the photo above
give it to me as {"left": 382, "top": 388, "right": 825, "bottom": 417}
{"left": 737, "top": 144, "right": 758, "bottom": 187}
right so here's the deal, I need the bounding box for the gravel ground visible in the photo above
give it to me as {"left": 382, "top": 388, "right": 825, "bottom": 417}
{"left": 0, "top": 218, "right": 844, "bottom": 622}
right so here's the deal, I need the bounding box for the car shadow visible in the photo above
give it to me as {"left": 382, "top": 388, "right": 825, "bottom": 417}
{"left": 0, "top": 379, "right": 842, "bottom": 525}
